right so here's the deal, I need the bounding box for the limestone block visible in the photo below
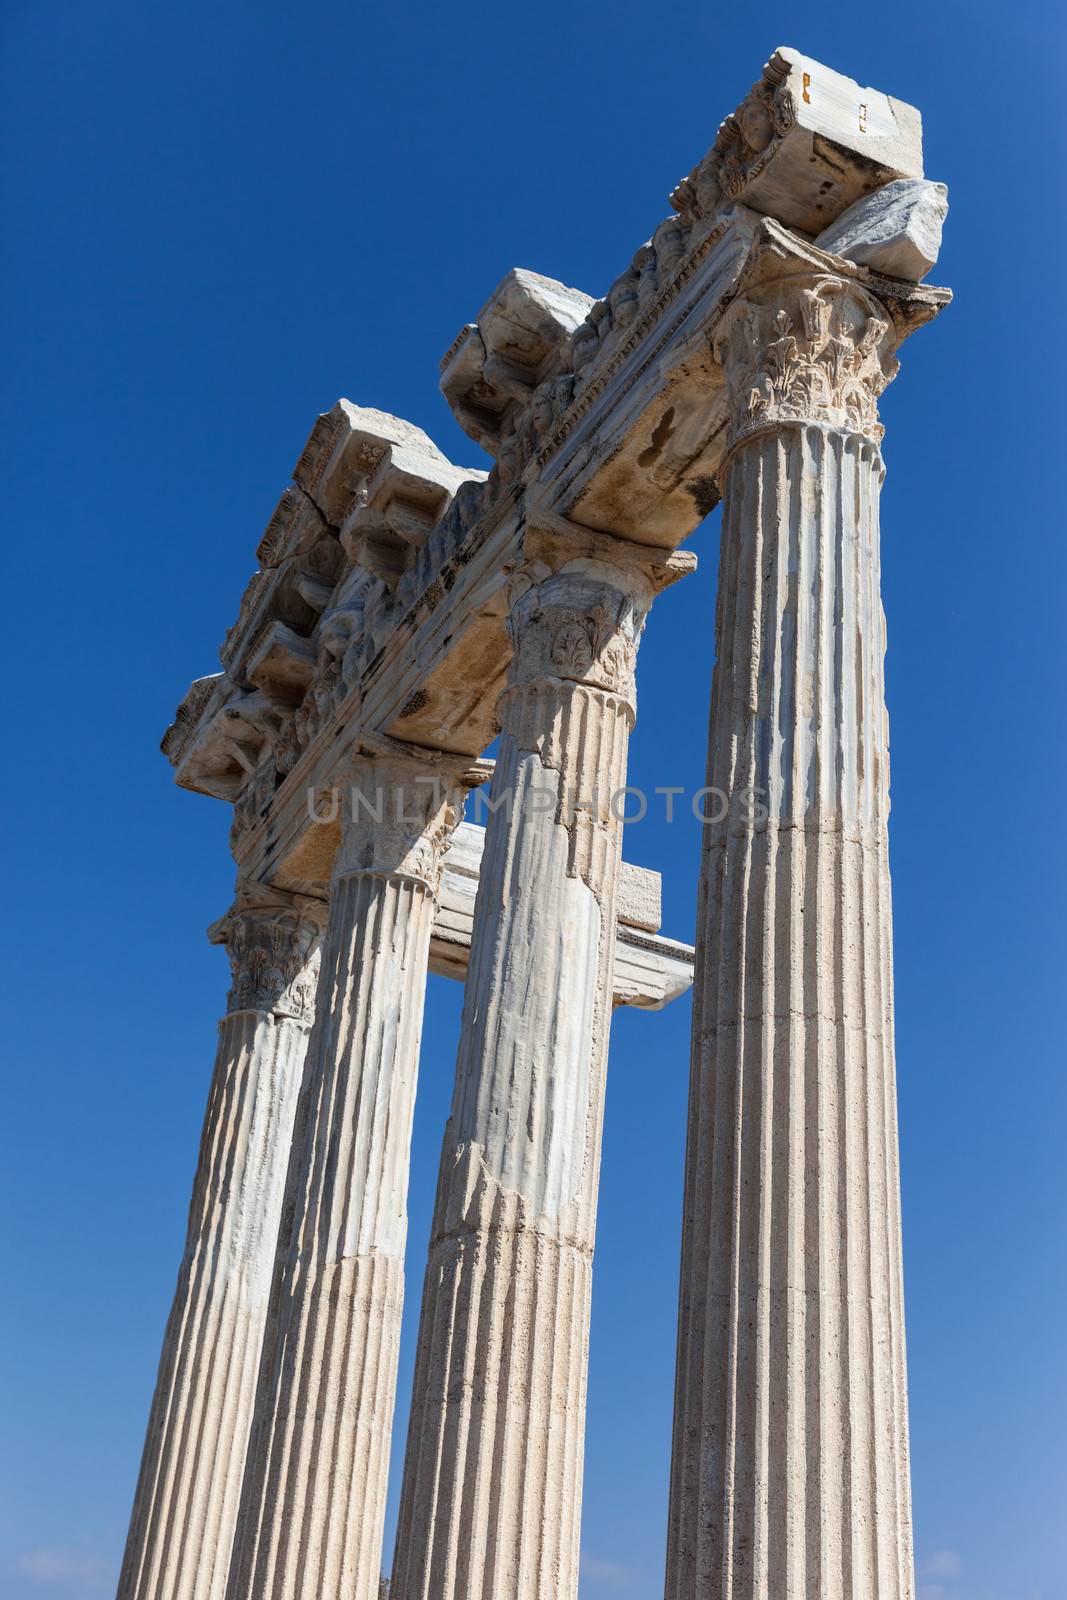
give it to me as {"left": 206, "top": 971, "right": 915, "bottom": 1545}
{"left": 245, "top": 621, "right": 315, "bottom": 705}
{"left": 440, "top": 268, "right": 593, "bottom": 453}
{"left": 217, "top": 405, "right": 486, "bottom": 744}
{"left": 612, "top": 927, "right": 695, "bottom": 1010}
{"left": 427, "top": 814, "right": 668, "bottom": 937}
{"left": 428, "top": 823, "right": 692, "bottom": 1007}
{"left": 293, "top": 401, "right": 454, "bottom": 525}
{"left": 478, "top": 268, "right": 594, "bottom": 369}
{"left": 256, "top": 485, "right": 326, "bottom": 568}
{"left": 617, "top": 857, "right": 662, "bottom": 932}
{"left": 161, "top": 674, "right": 223, "bottom": 767}
{"left": 219, "top": 548, "right": 341, "bottom": 678}
{"left": 172, "top": 690, "right": 282, "bottom": 801}
{"left": 814, "top": 176, "right": 948, "bottom": 281}
{"left": 290, "top": 399, "right": 485, "bottom": 592}
{"left": 671, "top": 47, "right": 924, "bottom": 235}
{"left": 339, "top": 430, "right": 484, "bottom": 588}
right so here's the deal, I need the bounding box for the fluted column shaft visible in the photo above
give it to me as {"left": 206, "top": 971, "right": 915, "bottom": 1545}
{"left": 226, "top": 751, "right": 467, "bottom": 1600}
{"left": 667, "top": 270, "right": 918, "bottom": 1599}
{"left": 393, "top": 550, "right": 673, "bottom": 1600}
{"left": 119, "top": 889, "right": 324, "bottom": 1600}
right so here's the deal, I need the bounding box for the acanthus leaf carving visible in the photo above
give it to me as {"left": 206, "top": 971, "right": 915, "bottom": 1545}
{"left": 714, "top": 274, "right": 898, "bottom": 450}
{"left": 333, "top": 749, "right": 469, "bottom": 889}
{"left": 505, "top": 570, "right": 647, "bottom": 710}
{"left": 210, "top": 891, "right": 324, "bottom": 1022}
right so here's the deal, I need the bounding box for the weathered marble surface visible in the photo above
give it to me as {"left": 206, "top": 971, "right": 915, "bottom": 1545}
{"left": 670, "top": 46, "right": 923, "bottom": 237}
{"left": 136, "top": 42, "right": 950, "bottom": 1600}
{"left": 118, "top": 890, "right": 324, "bottom": 1600}
{"left": 430, "top": 820, "right": 695, "bottom": 1008}
{"left": 815, "top": 177, "right": 948, "bottom": 281}
{"left": 391, "top": 549, "right": 657, "bottom": 1600}
{"left": 161, "top": 46, "right": 947, "bottom": 902}
{"left": 665, "top": 232, "right": 945, "bottom": 1600}
{"left": 225, "top": 752, "right": 473, "bottom": 1600}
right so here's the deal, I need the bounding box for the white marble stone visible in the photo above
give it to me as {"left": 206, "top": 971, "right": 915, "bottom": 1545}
{"left": 391, "top": 540, "right": 688, "bottom": 1600}
{"left": 225, "top": 752, "right": 472, "bottom": 1600}
{"left": 815, "top": 177, "right": 948, "bottom": 281}
{"left": 670, "top": 46, "right": 924, "bottom": 237}
{"left": 428, "top": 819, "right": 694, "bottom": 1008}
{"left": 440, "top": 268, "right": 594, "bottom": 455}
{"left": 117, "top": 890, "right": 324, "bottom": 1600}
{"left": 142, "top": 44, "right": 952, "bottom": 1600}
{"left": 666, "top": 262, "right": 925, "bottom": 1600}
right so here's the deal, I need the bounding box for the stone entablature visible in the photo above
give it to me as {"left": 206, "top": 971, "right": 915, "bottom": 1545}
{"left": 164, "top": 65, "right": 946, "bottom": 903}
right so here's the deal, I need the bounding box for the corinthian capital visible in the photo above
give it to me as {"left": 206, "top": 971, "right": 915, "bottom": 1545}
{"left": 209, "top": 886, "right": 326, "bottom": 1022}
{"left": 714, "top": 272, "right": 898, "bottom": 450}
{"left": 505, "top": 514, "right": 695, "bottom": 717}
{"left": 505, "top": 565, "right": 647, "bottom": 711}
{"left": 332, "top": 741, "right": 480, "bottom": 889}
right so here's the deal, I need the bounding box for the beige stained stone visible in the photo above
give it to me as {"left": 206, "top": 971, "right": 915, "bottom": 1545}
{"left": 135, "top": 43, "right": 951, "bottom": 1600}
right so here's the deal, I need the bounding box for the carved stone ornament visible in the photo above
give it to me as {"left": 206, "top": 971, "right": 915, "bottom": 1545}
{"left": 333, "top": 747, "right": 472, "bottom": 888}
{"left": 714, "top": 273, "right": 898, "bottom": 450}
{"left": 504, "top": 566, "right": 647, "bottom": 710}
{"left": 670, "top": 53, "right": 794, "bottom": 225}
{"left": 209, "top": 891, "right": 325, "bottom": 1021}
{"left": 229, "top": 755, "right": 278, "bottom": 851}
{"left": 718, "top": 74, "right": 795, "bottom": 199}
{"left": 292, "top": 603, "right": 367, "bottom": 758}
{"left": 161, "top": 676, "right": 220, "bottom": 766}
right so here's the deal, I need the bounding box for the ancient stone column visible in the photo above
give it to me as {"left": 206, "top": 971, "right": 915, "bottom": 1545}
{"left": 666, "top": 266, "right": 932, "bottom": 1598}
{"left": 393, "top": 536, "right": 686, "bottom": 1600}
{"left": 118, "top": 887, "right": 324, "bottom": 1600}
{"left": 226, "top": 747, "right": 469, "bottom": 1600}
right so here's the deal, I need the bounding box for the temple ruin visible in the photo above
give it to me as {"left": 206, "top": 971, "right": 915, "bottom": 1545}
{"left": 120, "top": 44, "right": 950, "bottom": 1600}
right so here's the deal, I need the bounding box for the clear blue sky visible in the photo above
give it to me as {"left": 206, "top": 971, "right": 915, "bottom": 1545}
{"left": 3, "top": 2, "right": 1064, "bottom": 1597}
